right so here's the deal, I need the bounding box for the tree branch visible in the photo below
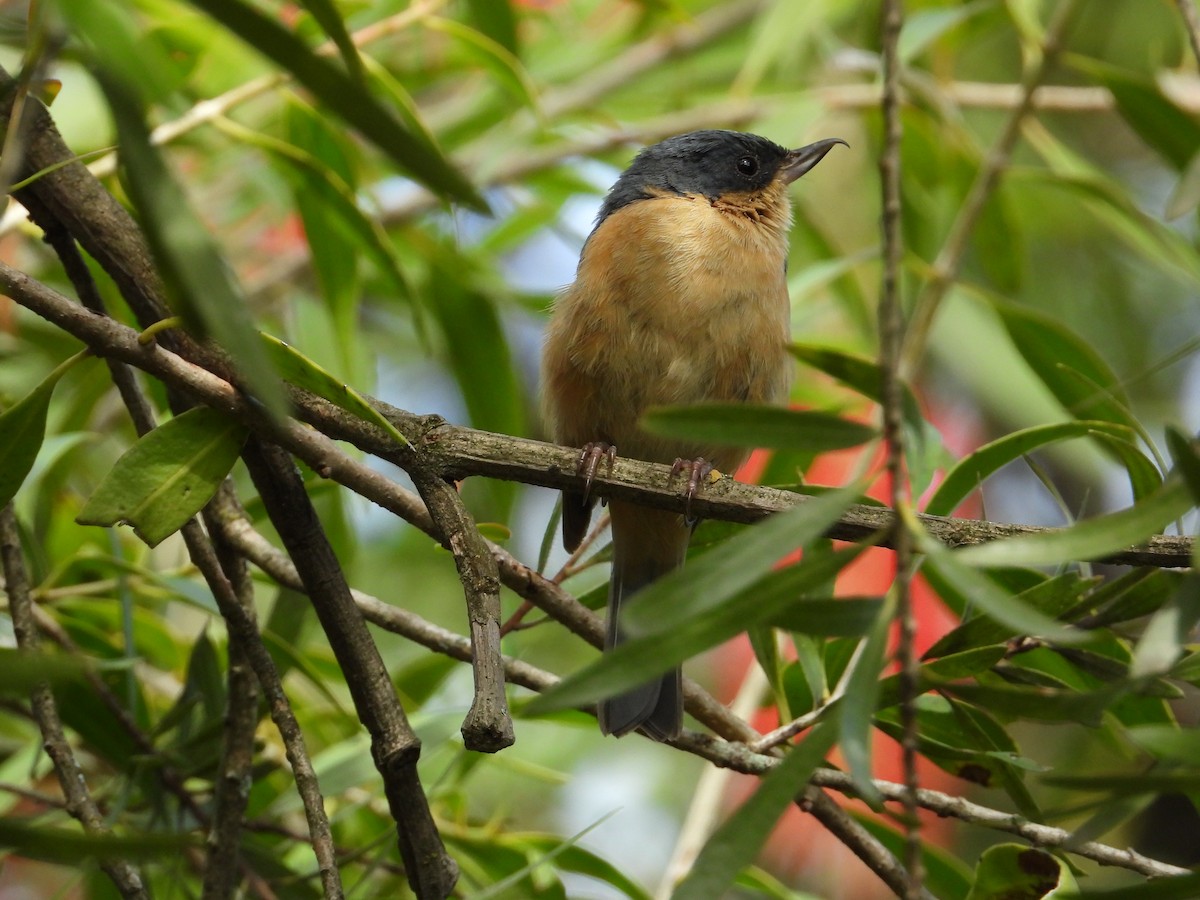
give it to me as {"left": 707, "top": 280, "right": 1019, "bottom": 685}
{"left": 0, "top": 261, "right": 1192, "bottom": 573}
{"left": 0, "top": 504, "right": 150, "bottom": 900}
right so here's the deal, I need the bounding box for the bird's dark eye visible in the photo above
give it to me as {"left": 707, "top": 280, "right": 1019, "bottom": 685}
{"left": 736, "top": 156, "right": 759, "bottom": 176}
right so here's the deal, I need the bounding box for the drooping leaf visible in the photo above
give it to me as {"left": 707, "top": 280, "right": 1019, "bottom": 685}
{"left": 0, "top": 351, "right": 90, "bottom": 510}
{"left": 992, "top": 299, "right": 1134, "bottom": 427}
{"left": 425, "top": 17, "right": 536, "bottom": 109}
{"left": 915, "top": 522, "right": 1085, "bottom": 643}
{"left": 185, "top": 0, "right": 486, "bottom": 209}
{"left": 259, "top": 333, "right": 409, "bottom": 447}
{"left": 96, "top": 72, "right": 289, "bottom": 420}
{"left": 528, "top": 543, "right": 864, "bottom": 714}
{"left": 77, "top": 407, "right": 249, "bottom": 547}
{"left": 839, "top": 590, "right": 894, "bottom": 806}
{"left": 295, "top": 0, "right": 364, "bottom": 82}
{"left": 925, "top": 421, "right": 1150, "bottom": 518}
{"left": 923, "top": 573, "right": 1094, "bottom": 659}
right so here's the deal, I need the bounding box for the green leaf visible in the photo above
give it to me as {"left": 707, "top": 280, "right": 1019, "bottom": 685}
{"left": 1126, "top": 724, "right": 1200, "bottom": 763}
{"left": 1130, "top": 573, "right": 1200, "bottom": 678}
{"left": 259, "top": 333, "right": 409, "bottom": 447}
{"left": 295, "top": 0, "right": 363, "bottom": 82}
{"left": 1073, "top": 57, "right": 1200, "bottom": 171}
{"left": 954, "top": 477, "right": 1193, "bottom": 569}
{"left": 623, "top": 487, "right": 861, "bottom": 636}
{"left": 0, "top": 649, "right": 89, "bottom": 695}
{"left": 965, "top": 843, "right": 1076, "bottom": 899}
{"left": 529, "top": 543, "right": 864, "bottom": 714}
{"left": 0, "top": 352, "right": 90, "bottom": 510}
{"left": 925, "top": 421, "right": 1149, "bottom": 518}
{"left": 852, "top": 813, "right": 974, "bottom": 900}
{"left": 0, "top": 820, "right": 192, "bottom": 864}
{"left": 77, "top": 407, "right": 248, "bottom": 547}
{"left": 427, "top": 258, "right": 524, "bottom": 441}
{"left": 465, "top": 0, "right": 519, "bottom": 55}
{"left": 923, "top": 574, "right": 1095, "bottom": 659}
{"left": 914, "top": 523, "right": 1084, "bottom": 643}
{"left": 839, "top": 590, "right": 894, "bottom": 806}
{"left": 1166, "top": 426, "right": 1200, "bottom": 507}
{"left": 186, "top": 0, "right": 486, "bottom": 209}
{"left": 673, "top": 721, "right": 838, "bottom": 900}
{"left": 424, "top": 17, "right": 537, "bottom": 110}
{"left": 767, "top": 597, "right": 885, "bottom": 637}
{"left": 945, "top": 682, "right": 1117, "bottom": 727}
{"left": 96, "top": 72, "right": 290, "bottom": 420}
{"left": 991, "top": 299, "right": 1135, "bottom": 427}
{"left": 899, "top": 1, "right": 993, "bottom": 61}
{"left": 641, "top": 405, "right": 875, "bottom": 453}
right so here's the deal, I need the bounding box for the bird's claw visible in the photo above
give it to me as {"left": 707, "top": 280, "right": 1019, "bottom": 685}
{"left": 577, "top": 441, "right": 617, "bottom": 503}
{"left": 670, "top": 457, "right": 716, "bottom": 525}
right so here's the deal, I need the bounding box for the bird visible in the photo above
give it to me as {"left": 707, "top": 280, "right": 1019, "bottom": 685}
{"left": 540, "top": 129, "right": 846, "bottom": 741}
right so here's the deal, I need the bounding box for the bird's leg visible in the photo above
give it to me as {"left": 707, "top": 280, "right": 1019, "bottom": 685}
{"left": 670, "top": 457, "right": 716, "bottom": 525}
{"left": 577, "top": 441, "right": 617, "bottom": 503}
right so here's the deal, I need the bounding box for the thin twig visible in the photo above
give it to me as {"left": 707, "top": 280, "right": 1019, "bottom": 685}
{"left": 179, "top": 516, "right": 345, "bottom": 899}
{"left": 0, "top": 504, "right": 150, "bottom": 900}
{"left": 202, "top": 502, "right": 264, "bottom": 900}
{"left": 877, "top": 0, "right": 922, "bottom": 895}
{"left": 901, "top": 0, "right": 1081, "bottom": 374}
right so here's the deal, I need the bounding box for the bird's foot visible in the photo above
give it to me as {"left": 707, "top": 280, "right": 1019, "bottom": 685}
{"left": 577, "top": 441, "right": 617, "bottom": 503}
{"left": 670, "top": 457, "right": 717, "bottom": 525}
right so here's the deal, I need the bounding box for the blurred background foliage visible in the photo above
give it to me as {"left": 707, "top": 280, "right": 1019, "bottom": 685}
{"left": 2, "top": 0, "right": 1200, "bottom": 897}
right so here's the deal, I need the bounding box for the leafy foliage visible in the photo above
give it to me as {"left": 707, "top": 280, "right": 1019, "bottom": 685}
{"left": 1, "top": 0, "right": 1198, "bottom": 898}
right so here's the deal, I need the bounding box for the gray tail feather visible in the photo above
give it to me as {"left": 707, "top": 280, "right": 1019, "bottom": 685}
{"left": 597, "top": 559, "right": 683, "bottom": 741}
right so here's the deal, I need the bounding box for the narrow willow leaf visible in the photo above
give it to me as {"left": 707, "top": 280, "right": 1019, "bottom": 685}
{"left": 528, "top": 544, "right": 864, "bottom": 713}
{"left": 641, "top": 404, "right": 875, "bottom": 453}
{"left": 0, "top": 649, "right": 88, "bottom": 695}
{"left": 839, "top": 590, "right": 894, "bottom": 806}
{"left": 673, "top": 721, "right": 838, "bottom": 900}
{"left": 425, "top": 17, "right": 537, "bottom": 110}
{"left": 965, "top": 844, "right": 1076, "bottom": 900}
{"left": 259, "top": 334, "right": 408, "bottom": 447}
{"left": 77, "top": 407, "right": 248, "bottom": 547}
{"left": 1130, "top": 573, "right": 1200, "bottom": 679}
{"left": 234, "top": 110, "right": 414, "bottom": 312}
{"left": 1166, "top": 426, "right": 1200, "bottom": 506}
{"left": 955, "top": 477, "right": 1192, "bottom": 569}
{"left": 295, "top": 0, "right": 363, "bottom": 82}
{"left": 0, "top": 820, "right": 192, "bottom": 864}
{"left": 767, "top": 597, "right": 884, "bottom": 636}
{"left": 925, "top": 421, "right": 1145, "bottom": 517}
{"left": 623, "top": 487, "right": 860, "bottom": 634}
{"left": 0, "top": 352, "right": 90, "bottom": 509}
{"left": 98, "top": 73, "right": 289, "bottom": 420}
{"left": 1127, "top": 724, "right": 1200, "bottom": 763}
{"left": 187, "top": 0, "right": 485, "bottom": 209}
{"left": 914, "top": 520, "right": 1084, "bottom": 643}
{"left": 923, "top": 574, "right": 1094, "bottom": 659}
